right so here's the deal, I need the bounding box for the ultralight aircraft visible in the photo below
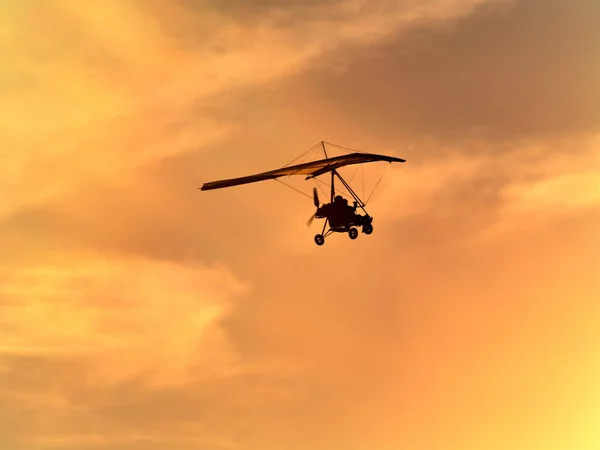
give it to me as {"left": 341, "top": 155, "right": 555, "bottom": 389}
{"left": 200, "top": 142, "right": 405, "bottom": 245}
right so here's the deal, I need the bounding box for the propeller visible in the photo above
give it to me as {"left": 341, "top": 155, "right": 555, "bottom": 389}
{"left": 307, "top": 187, "right": 320, "bottom": 227}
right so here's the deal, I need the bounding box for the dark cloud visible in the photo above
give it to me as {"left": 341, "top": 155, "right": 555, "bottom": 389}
{"left": 285, "top": 0, "right": 600, "bottom": 142}
{"left": 148, "top": 0, "right": 349, "bottom": 49}
{"left": 188, "top": 0, "right": 383, "bottom": 24}
{"left": 199, "top": 0, "right": 339, "bottom": 14}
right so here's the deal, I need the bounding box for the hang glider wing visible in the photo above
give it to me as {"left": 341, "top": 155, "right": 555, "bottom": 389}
{"left": 200, "top": 152, "right": 405, "bottom": 191}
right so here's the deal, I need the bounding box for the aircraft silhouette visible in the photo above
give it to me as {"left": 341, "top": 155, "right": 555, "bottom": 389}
{"left": 200, "top": 142, "right": 406, "bottom": 245}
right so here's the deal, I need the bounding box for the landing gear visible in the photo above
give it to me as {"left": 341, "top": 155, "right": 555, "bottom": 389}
{"left": 310, "top": 166, "right": 380, "bottom": 245}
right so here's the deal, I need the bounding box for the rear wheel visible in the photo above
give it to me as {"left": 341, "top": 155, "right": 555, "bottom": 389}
{"left": 314, "top": 234, "right": 325, "bottom": 246}
{"left": 363, "top": 223, "right": 373, "bottom": 235}
{"left": 349, "top": 228, "right": 358, "bottom": 239}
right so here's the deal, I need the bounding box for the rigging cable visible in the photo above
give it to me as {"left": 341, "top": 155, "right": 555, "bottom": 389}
{"left": 322, "top": 141, "right": 363, "bottom": 154}
{"left": 365, "top": 162, "right": 392, "bottom": 205}
{"left": 313, "top": 176, "right": 352, "bottom": 200}
{"left": 362, "top": 163, "right": 365, "bottom": 200}
{"left": 347, "top": 163, "right": 361, "bottom": 184}
{"left": 281, "top": 141, "right": 323, "bottom": 168}
{"left": 276, "top": 142, "right": 324, "bottom": 200}
{"left": 274, "top": 178, "right": 313, "bottom": 200}
{"left": 275, "top": 141, "right": 397, "bottom": 205}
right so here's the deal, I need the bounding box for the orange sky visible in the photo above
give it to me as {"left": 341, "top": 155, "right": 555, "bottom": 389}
{"left": 1, "top": 1, "right": 600, "bottom": 449}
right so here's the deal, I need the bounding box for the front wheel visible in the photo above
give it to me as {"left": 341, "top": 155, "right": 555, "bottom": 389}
{"left": 348, "top": 228, "right": 358, "bottom": 239}
{"left": 314, "top": 234, "right": 325, "bottom": 246}
{"left": 363, "top": 223, "right": 373, "bottom": 235}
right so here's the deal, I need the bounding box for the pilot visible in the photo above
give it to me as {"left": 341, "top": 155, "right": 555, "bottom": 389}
{"left": 329, "top": 195, "right": 342, "bottom": 223}
{"left": 333, "top": 195, "right": 355, "bottom": 223}
{"left": 334, "top": 196, "right": 347, "bottom": 213}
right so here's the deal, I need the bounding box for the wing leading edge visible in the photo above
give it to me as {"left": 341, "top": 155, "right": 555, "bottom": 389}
{"left": 200, "top": 152, "right": 405, "bottom": 191}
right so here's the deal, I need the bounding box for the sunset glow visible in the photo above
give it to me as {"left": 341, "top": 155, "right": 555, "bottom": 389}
{"left": 1, "top": 1, "right": 599, "bottom": 449}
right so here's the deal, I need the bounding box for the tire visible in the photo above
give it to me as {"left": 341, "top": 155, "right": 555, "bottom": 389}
{"left": 349, "top": 228, "right": 358, "bottom": 239}
{"left": 314, "top": 234, "right": 325, "bottom": 245}
{"left": 363, "top": 223, "right": 373, "bottom": 235}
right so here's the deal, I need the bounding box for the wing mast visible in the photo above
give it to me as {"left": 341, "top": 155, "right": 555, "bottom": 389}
{"left": 322, "top": 141, "right": 336, "bottom": 204}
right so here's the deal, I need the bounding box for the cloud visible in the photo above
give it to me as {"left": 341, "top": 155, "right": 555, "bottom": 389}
{"left": 0, "top": 0, "right": 512, "bottom": 265}
{"left": 479, "top": 135, "right": 600, "bottom": 237}
{"left": 0, "top": 251, "right": 258, "bottom": 448}
{"left": 290, "top": 0, "right": 600, "bottom": 143}
{"left": 3, "top": 1, "right": 600, "bottom": 449}
{"left": 0, "top": 253, "right": 248, "bottom": 387}
{"left": 0, "top": 0, "right": 503, "bottom": 221}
